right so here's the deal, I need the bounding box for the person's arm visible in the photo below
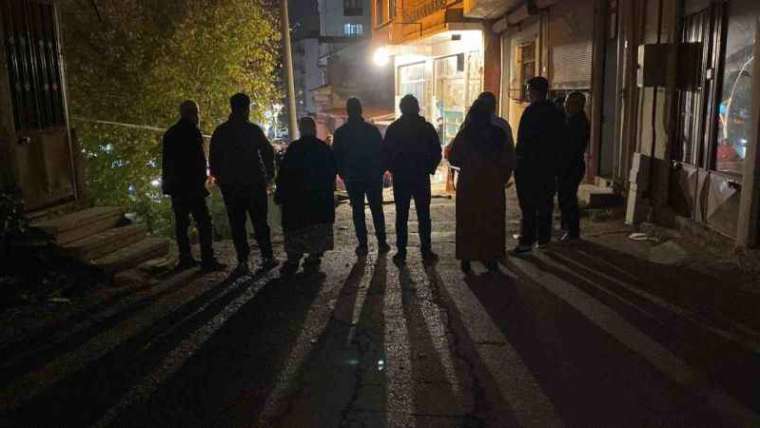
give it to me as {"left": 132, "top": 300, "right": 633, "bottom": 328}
{"left": 332, "top": 129, "right": 346, "bottom": 179}
{"left": 274, "top": 145, "right": 291, "bottom": 205}
{"left": 447, "top": 130, "right": 465, "bottom": 168}
{"left": 256, "top": 125, "right": 276, "bottom": 182}
{"left": 426, "top": 123, "right": 442, "bottom": 174}
{"left": 161, "top": 131, "right": 175, "bottom": 195}
{"left": 208, "top": 128, "right": 220, "bottom": 180}
{"left": 381, "top": 124, "right": 396, "bottom": 173}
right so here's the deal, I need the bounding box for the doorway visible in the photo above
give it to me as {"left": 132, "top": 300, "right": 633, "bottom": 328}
{"left": 0, "top": 0, "right": 76, "bottom": 211}
{"left": 598, "top": 0, "right": 620, "bottom": 179}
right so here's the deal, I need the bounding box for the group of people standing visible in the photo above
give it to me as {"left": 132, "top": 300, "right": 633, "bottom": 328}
{"left": 161, "top": 76, "right": 588, "bottom": 276}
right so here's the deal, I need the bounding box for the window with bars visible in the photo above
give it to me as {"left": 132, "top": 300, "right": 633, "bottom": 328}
{"left": 343, "top": 23, "right": 364, "bottom": 37}
{"left": 517, "top": 42, "right": 536, "bottom": 101}
{"left": 344, "top": 0, "right": 362, "bottom": 16}
{"left": 1, "top": 0, "right": 66, "bottom": 131}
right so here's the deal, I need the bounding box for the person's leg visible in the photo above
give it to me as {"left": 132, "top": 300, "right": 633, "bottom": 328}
{"left": 366, "top": 179, "right": 387, "bottom": 247}
{"left": 346, "top": 180, "right": 369, "bottom": 249}
{"left": 413, "top": 179, "right": 433, "bottom": 256}
{"left": 188, "top": 196, "right": 214, "bottom": 263}
{"left": 393, "top": 183, "right": 412, "bottom": 257}
{"left": 171, "top": 196, "right": 195, "bottom": 265}
{"left": 221, "top": 188, "right": 250, "bottom": 265}
{"left": 248, "top": 185, "right": 275, "bottom": 262}
{"left": 537, "top": 176, "right": 556, "bottom": 245}
{"left": 560, "top": 170, "right": 583, "bottom": 238}
{"left": 515, "top": 170, "right": 537, "bottom": 247}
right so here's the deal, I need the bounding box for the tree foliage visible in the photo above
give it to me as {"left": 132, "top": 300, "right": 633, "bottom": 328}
{"left": 60, "top": 0, "right": 281, "bottom": 236}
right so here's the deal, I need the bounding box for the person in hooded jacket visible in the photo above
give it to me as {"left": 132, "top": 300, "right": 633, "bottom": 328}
{"left": 161, "top": 100, "right": 225, "bottom": 273}
{"left": 275, "top": 117, "right": 337, "bottom": 275}
{"left": 382, "top": 94, "right": 442, "bottom": 265}
{"left": 209, "top": 93, "right": 277, "bottom": 275}
{"left": 333, "top": 98, "right": 389, "bottom": 256}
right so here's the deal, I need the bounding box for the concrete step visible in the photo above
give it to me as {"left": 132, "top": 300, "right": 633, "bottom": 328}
{"left": 31, "top": 207, "right": 126, "bottom": 245}
{"left": 93, "top": 237, "right": 170, "bottom": 275}
{"left": 579, "top": 184, "right": 624, "bottom": 209}
{"left": 61, "top": 225, "right": 147, "bottom": 262}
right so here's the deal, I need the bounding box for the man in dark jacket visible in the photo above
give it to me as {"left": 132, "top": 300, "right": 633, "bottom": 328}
{"left": 383, "top": 94, "right": 442, "bottom": 264}
{"left": 162, "top": 100, "right": 225, "bottom": 272}
{"left": 558, "top": 92, "right": 590, "bottom": 240}
{"left": 513, "top": 77, "right": 566, "bottom": 255}
{"left": 209, "top": 93, "right": 277, "bottom": 274}
{"left": 333, "top": 98, "right": 389, "bottom": 257}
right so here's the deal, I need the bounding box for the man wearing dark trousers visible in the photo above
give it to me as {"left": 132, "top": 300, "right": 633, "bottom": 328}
{"left": 209, "top": 93, "right": 277, "bottom": 274}
{"left": 333, "top": 98, "right": 390, "bottom": 257}
{"left": 162, "top": 100, "right": 225, "bottom": 273}
{"left": 383, "top": 94, "right": 442, "bottom": 265}
{"left": 558, "top": 92, "right": 590, "bottom": 241}
{"left": 513, "top": 77, "right": 566, "bottom": 255}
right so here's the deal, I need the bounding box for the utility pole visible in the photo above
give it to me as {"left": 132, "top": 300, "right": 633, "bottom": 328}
{"left": 280, "top": 0, "right": 299, "bottom": 141}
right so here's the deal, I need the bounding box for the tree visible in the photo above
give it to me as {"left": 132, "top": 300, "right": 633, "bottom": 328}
{"left": 60, "top": 0, "right": 281, "bottom": 236}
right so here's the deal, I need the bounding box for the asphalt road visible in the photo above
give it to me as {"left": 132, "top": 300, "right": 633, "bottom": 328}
{"left": 2, "top": 198, "right": 758, "bottom": 427}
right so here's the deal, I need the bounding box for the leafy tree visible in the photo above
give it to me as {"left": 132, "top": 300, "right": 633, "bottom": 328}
{"left": 60, "top": 0, "right": 281, "bottom": 236}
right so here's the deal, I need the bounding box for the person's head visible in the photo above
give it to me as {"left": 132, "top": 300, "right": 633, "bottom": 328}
{"left": 229, "top": 92, "right": 251, "bottom": 118}
{"left": 466, "top": 99, "right": 490, "bottom": 127}
{"left": 565, "top": 91, "right": 586, "bottom": 115}
{"left": 527, "top": 77, "right": 549, "bottom": 103}
{"left": 298, "top": 116, "right": 317, "bottom": 137}
{"left": 346, "top": 97, "right": 362, "bottom": 119}
{"left": 179, "top": 100, "right": 199, "bottom": 126}
{"left": 477, "top": 92, "right": 497, "bottom": 114}
{"left": 399, "top": 94, "right": 420, "bottom": 116}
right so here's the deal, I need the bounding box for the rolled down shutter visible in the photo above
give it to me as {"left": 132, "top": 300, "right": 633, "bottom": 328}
{"left": 549, "top": 0, "right": 594, "bottom": 90}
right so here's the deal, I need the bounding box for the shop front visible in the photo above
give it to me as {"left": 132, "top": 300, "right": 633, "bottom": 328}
{"left": 394, "top": 29, "right": 484, "bottom": 146}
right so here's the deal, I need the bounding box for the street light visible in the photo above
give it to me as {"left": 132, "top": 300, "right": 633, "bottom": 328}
{"left": 373, "top": 47, "right": 391, "bottom": 67}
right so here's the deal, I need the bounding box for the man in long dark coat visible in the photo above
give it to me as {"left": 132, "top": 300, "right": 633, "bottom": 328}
{"left": 275, "top": 117, "right": 337, "bottom": 274}
{"left": 558, "top": 91, "right": 590, "bottom": 240}
{"left": 209, "top": 93, "right": 277, "bottom": 274}
{"left": 513, "top": 77, "right": 566, "bottom": 255}
{"left": 161, "top": 100, "right": 225, "bottom": 272}
{"left": 383, "top": 94, "right": 442, "bottom": 265}
{"left": 333, "top": 98, "right": 389, "bottom": 257}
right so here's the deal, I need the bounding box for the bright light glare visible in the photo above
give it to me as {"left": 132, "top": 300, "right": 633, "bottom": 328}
{"left": 373, "top": 47, "right": 390, "bottom": 67}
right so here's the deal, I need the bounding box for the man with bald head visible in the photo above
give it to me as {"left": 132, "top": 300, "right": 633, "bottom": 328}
{"left": 162, "top": 100, "right": 225, "bottom": 273}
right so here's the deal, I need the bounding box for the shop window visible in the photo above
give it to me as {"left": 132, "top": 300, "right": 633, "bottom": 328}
{"left": 344, "top": 0, "right": 362, "bottom": 16}
{"left": 398, "top": 62, "right": 429, "bottom": 118}
{"left": 344, "top": 23, "right": 363, "bottom": 37}
{"left": 716, "top": 1, "right": 758, "bottom": 175}
{"left": 512, "top": 41, "right": 536, "bottom": 102}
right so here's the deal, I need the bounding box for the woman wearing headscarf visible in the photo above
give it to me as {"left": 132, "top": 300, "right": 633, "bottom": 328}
{"left": 447, "top": 100, "right": 515, "bottom": 274}
{"left": 274, "top": 117, "right": 337, "bottom": 274}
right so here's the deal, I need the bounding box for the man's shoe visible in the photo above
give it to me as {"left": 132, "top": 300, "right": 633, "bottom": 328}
{"left": 280, "top": 260, "right": 299, "bottom": 276}
{"left": 392, "top": 251, "right": 406, "bottom": 265}
{"left": 174, "top": 257, "right": 199, "bottom": 272}
{"left": 485, "top": 260, "right": 499, "bottom": 272}
{"left": 201, "top": 260, "right": 227, "bottom": 273}
{"left": 304, "top": 254, "right": 322, "bottom": 267}
{"left": 510, "top": 245, "right": 532, "bottom": 256}
{"left": 560, "top": 233, "right": 580, "bottom": 242}
{"left": 536, "top": 241, "right": 550, "bottom": 250}
{"left": 460, "top": 260, "right": 472, "bottom": 274}
{"left": 378, "top": 241, "right": 391, "bottom": 254}
{"left": 355, "top": 245, "right": 369, "bottom": 257}
{"left": 260, "top": 257, "right": 279, "bottom": 271}
{"left": 233, "top": 261, "right": 250, "bottom": 276}
{"left": 421, "top": 250, "right": 439, "bottom": 264}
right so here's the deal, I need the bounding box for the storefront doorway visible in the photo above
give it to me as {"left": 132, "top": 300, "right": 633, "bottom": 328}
{"left": 432, "top": 52, "right": 483, "bottom": 146}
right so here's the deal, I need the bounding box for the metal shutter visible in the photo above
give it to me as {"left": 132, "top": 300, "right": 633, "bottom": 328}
{"left": 548, "top": 0, "right": 594, "bottom": 90}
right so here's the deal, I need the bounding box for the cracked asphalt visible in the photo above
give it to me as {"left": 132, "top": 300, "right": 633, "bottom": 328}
{"left": 2, "top": 195, "right": 759, "bottom": 427}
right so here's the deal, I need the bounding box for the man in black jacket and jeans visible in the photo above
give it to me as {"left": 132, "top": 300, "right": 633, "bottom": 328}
{"left": 333, "top": 98, "right": 390, "bottom": 257}
{"left": 558, "top": 92, "right": 590, "bottom": 241}
{"left": 513, "top": 77, "right": 566, "bottom": 255}
{"left": 210, "top": 93, "right": 277, "bottom": 274}
{"left": 383, "top": 95, "right": 442, "bottom": 265}
{"left": 162, "top": 100, "right": 225, "bottom": 272}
